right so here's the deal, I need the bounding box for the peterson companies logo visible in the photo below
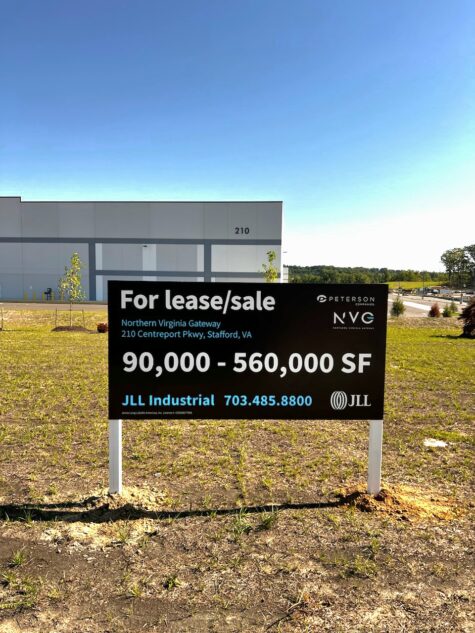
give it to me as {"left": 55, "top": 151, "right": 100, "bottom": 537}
{"left": 316, "top": 294, "right": 375, "bottom": 307}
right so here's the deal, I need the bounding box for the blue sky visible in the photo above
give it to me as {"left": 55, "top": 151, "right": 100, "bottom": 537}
{"left": 1, "top": 1, "right": 474, "bottom": 269}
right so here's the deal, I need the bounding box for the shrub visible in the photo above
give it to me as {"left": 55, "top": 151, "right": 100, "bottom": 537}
{"left": 391, "top": 297, "right": 405, "bottom": 318}
{"left": 442, "top": 306, "right": 451, "bottom": 317}
{"left": 449, "top": 301, "right": 458, "bottom": 314}
{"left": 428, "top": 303, "right": 440, "bottom": 317}
{"left": 458, "top": 298, "right": 475, "bottom": 338}
{"left": 97, "top": 322, "right": 109, "bottom": 333}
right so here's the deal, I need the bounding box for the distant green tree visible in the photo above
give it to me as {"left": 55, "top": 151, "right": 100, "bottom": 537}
{"left": 262, "top": 250, "right": 279, "bottom": 283}
{"left": 58, "top": 252, "right": 85, "bottom": 326}
{"left": 379, "top": 268, "right": 390, "bottom": 282}
{"left": 441, "top": 247, "right": 470, "bottom": 287}
{"left": 464, "top": 244, "right": 475, "bottom": 285}
{"left": 391, "top": 297, "right": 405, "bottom": 318}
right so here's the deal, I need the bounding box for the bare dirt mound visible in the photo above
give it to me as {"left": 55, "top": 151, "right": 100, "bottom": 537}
{"left": 36, "top": 487, "right": 171, "bottom": 549}
{"left": 337, "top": 483, "right": 462, "bottom": 521}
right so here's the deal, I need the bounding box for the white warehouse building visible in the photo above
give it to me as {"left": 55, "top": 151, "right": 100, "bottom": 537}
{"left": 0, "top": 196, "right": 282, "bottom": 301}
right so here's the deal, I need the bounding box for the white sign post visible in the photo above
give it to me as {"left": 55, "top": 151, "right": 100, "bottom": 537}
{"left": 108, "top": 419, "right": 122, "bottom": 494}
{"left": 367, "top": 419, "right": 383, "bottom": 494}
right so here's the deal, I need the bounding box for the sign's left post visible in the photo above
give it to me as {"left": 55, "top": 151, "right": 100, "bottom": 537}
{"left": 109, "top": 419, "right": 122, "bottom": 494}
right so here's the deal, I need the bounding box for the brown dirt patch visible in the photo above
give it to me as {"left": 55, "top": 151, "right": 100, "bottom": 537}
{"left": 338, "top": 483, "right": 463, "bottom": 521}
{"left": 51, "top": 326, "right": 93, "bottom": 333}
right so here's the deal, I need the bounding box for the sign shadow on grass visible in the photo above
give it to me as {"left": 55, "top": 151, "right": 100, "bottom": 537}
{"left": 0, "top": 497, "right": 346, "bottom": 524}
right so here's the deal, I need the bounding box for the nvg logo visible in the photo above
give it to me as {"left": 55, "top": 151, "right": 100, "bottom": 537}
{"left": 333, "top": 311, "right": 374, "bottom": 325}
{"left": 330, "top": 391, "right": 371, "bottom": 410}
{"left": 316, "top": 294, "right": 327, "bottom": 303}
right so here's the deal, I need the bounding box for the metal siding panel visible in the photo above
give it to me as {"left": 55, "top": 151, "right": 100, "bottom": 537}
{"left": 255, "top": 202, "right": 282, "bottom": 239}
{"left": 101, "top": 244, "right": 142, "bottom": 270}
{"left": 94, "top": 203, "right": 151, "bottom": 238}
{"left": 150, "top": 203, "right": 205, "bottom": 239}
{"left": 58, "top": 203, "right": 95, "bottom": 237}
{"left": 157, "top": 244, "right": 201, "bottom": 272}
{"left": 0, "top": 198, "right": 22, "bottom": 236}
{"left": 212, "top": 244, "right": 281, "bottom": 274}
{"left": 203, "top": 203, "right": 228, "bottom": 239}
{"left": 0, "top": 273, "right": 23, "bottom": 299}
{"left": 21, "top": 203, "right": 60, "bottom": 237}
{"left": 0, "top": 243, "right": 22, "bottom": 272}
{"left": 227, "top": 203, "right": 258, "bottom": 241}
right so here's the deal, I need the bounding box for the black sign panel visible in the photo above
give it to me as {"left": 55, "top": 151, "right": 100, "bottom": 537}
{"left": 108, "top": 281, "right": 388, "bottom": 420}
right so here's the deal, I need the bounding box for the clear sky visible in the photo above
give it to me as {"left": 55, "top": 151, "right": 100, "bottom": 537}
{"left": 1, "top": 1, "right": 474, "bottom": 270}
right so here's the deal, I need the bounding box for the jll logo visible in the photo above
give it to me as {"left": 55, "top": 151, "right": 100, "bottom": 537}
{"left": 330, "top": 391, "right": 371, "bottom": 410}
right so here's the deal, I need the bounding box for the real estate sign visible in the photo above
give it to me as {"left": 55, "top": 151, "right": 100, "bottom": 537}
{"left": 108, "top": 281, "right": 388, "bottom": 420}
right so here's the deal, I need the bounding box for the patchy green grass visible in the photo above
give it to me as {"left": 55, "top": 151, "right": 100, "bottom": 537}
{"left": 0, "top": 309, "right": 473, "bottom": 632}
{"left": 0, "top": 309, "right": 472, "bottom": 504}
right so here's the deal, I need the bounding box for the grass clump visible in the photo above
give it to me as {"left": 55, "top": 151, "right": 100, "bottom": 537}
{"left": 9, "top": 549, "right": 27, "bottom": 568}
{"left": 257, "top": 508, "right": 279, "bottom": 531}
{"left": 231, "top": 509, "right": 252, "bottom": 539}
{"left": 163, "top": 575, "right": 180, "bottom": 590}
{"left": 343, "top": 554, "right": 378, "bottom": 578}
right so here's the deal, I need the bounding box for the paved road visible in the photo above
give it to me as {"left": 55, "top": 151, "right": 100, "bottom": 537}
{"left": 388, "top": 298, "right": 430, "bottom": 312}
{"left": 388, "top": 294, "right": 465, "bottom": 317}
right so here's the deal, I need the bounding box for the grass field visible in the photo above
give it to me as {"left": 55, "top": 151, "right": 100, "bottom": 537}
{"left": 0, "top": 309, "right": 473, "bottom": 632}
{"left": 387, "top": 280, "right": 447, "bottom": 290}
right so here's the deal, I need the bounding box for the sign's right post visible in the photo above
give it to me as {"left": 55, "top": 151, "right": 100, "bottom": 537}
{"left": 367, "top": 419, "right": 383, "bottom": 494}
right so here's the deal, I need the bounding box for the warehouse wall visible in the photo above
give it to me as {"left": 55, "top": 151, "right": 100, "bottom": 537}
{"left": 0, "top": 197, "right": 282, "bottom": 300}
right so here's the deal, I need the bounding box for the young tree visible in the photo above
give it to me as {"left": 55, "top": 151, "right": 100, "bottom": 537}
{"left": 58, "top": 252, "right": 85, "bottom": 326}
{"left": 391, "top": 297, "right": 405, "bottom": 318}
{"left": 262, "top": 250, "right": 279, "bottom": 283}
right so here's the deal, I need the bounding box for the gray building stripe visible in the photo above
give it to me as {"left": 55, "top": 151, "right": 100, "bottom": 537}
{"left": 88, "top": 242, "right": 96, "bottom": 301}
{"left": 204, "top": 243, "right": 212, "bottom": 282}
{"left": 98, "top": 270, "right": 203, "bottom": 278}
{"left": 210, "top": 272, "right": 276, "bottom": 279}
{"left": 96, "top": 270, "right": 274, "bottom": 279}
{"left": 0, "top": 237, "right": 281, "bottom": 245}
{"left": 3, "top": 198, "right": 281, "bottom": 203}
{"left": 0, "top": 237, "right": 93, "bottom": 243}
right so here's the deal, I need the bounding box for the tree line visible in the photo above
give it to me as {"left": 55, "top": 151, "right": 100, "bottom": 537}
{"left": 288, "top": 266, "right": 445, "bottom": 284}
{"left": 289, "top": 245, "right": 475, "bottom": 287}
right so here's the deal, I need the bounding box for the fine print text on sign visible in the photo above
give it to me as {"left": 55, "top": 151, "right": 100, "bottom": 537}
{"left": 108, "top": 281, "right": 388, "bottom": 420}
